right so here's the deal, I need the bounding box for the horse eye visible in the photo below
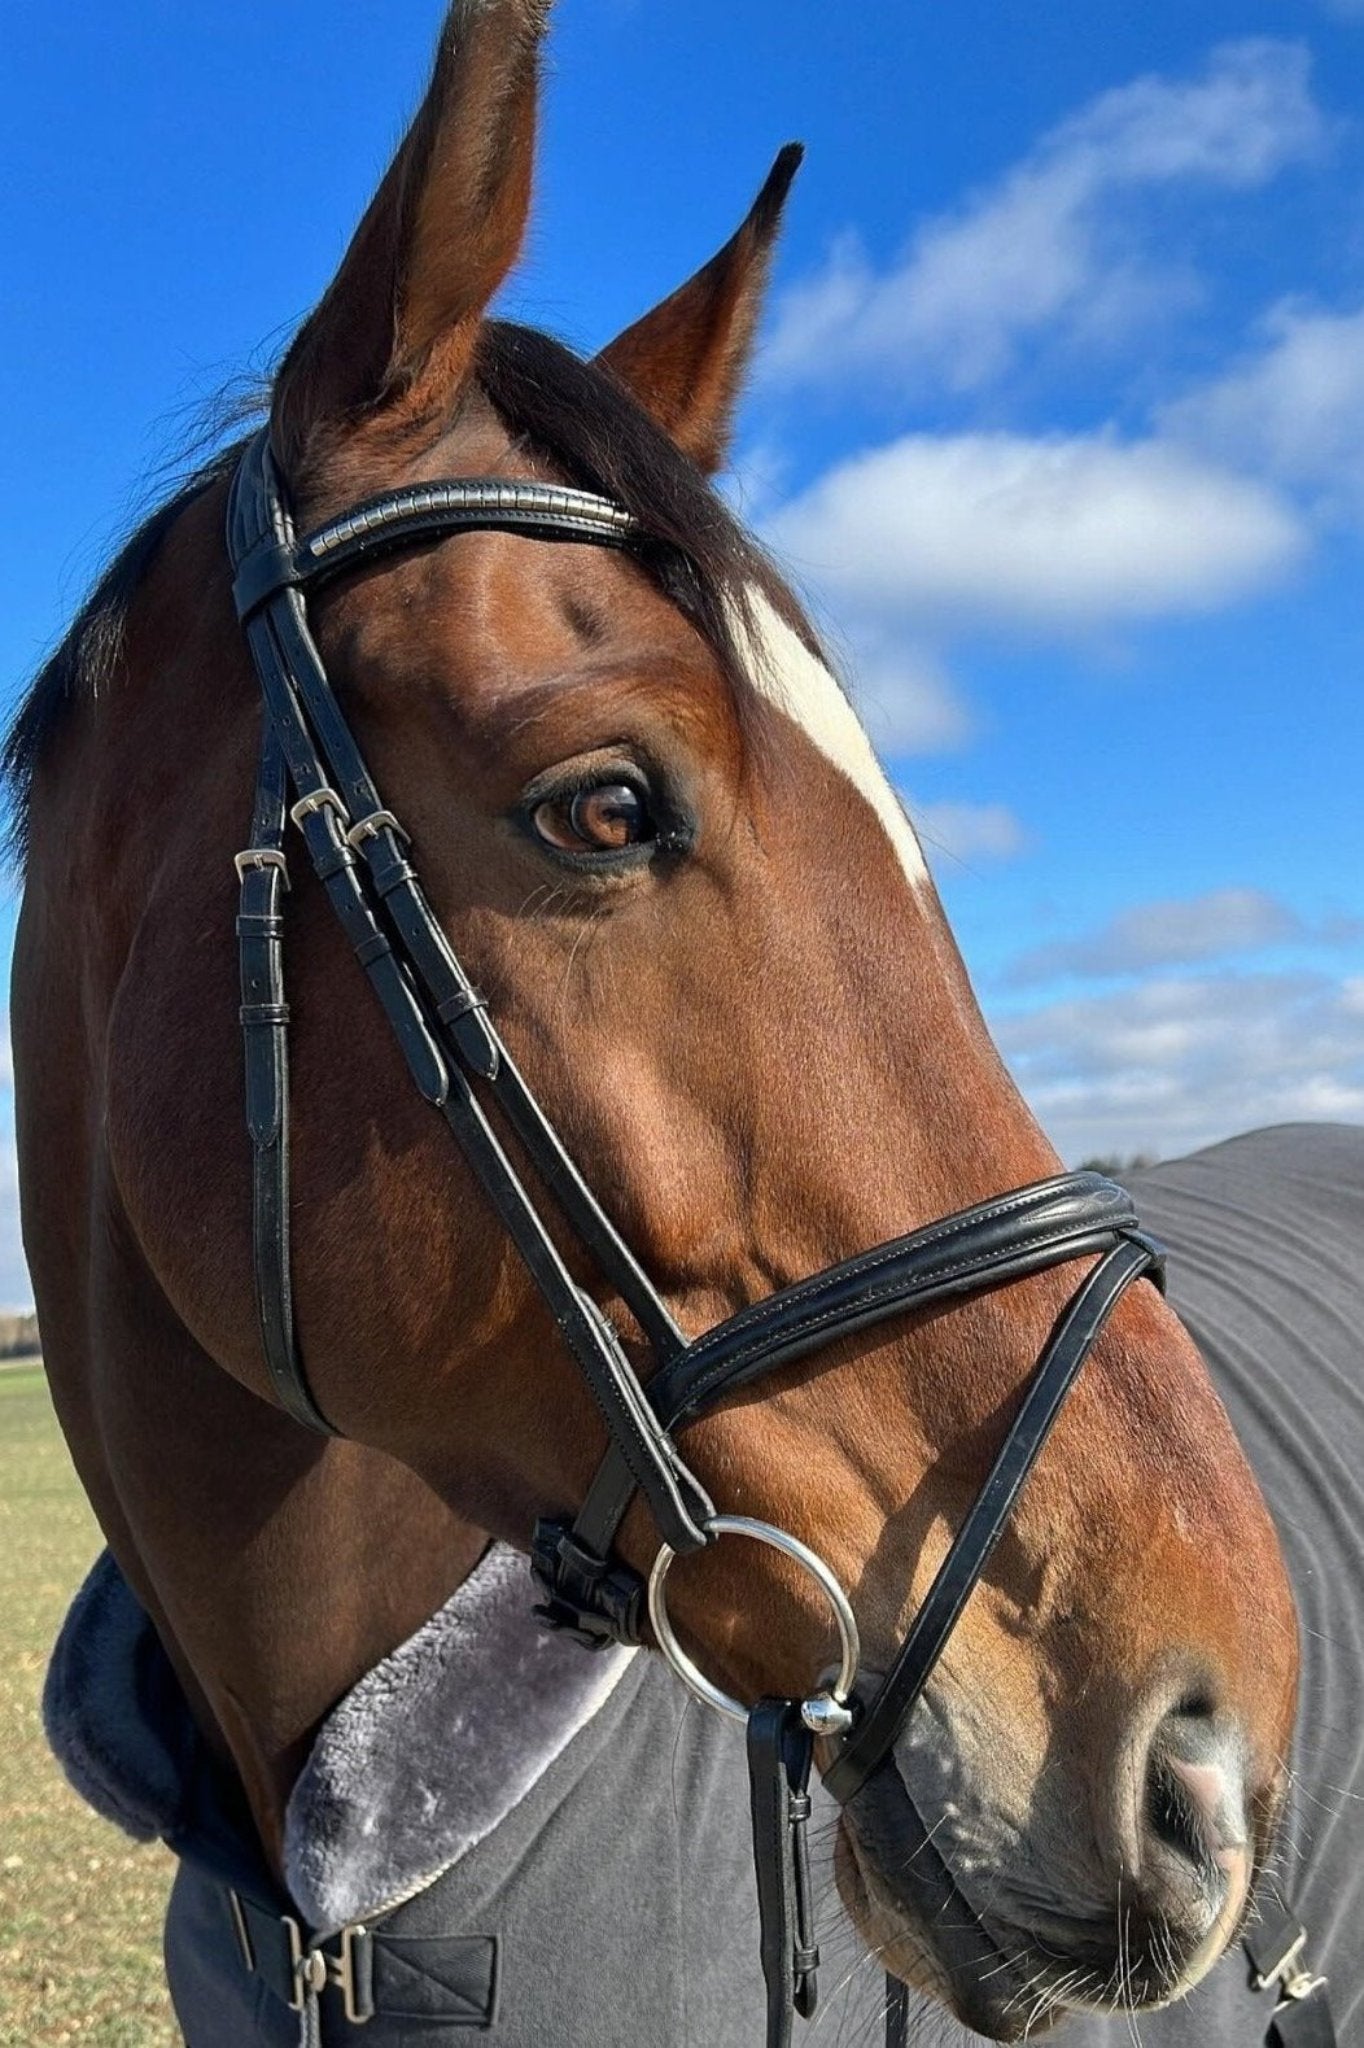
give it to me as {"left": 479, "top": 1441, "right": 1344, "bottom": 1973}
{"left": 532, "top": 782, "right": 655, "bottom": 855}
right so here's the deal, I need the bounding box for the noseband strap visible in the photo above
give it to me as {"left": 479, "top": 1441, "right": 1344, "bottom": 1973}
{"left": 225, "top": 428, "right": 1167, "bottom": 2048}
{"left": 823, "top": 1231, "right": 1158, "bottom": 1806}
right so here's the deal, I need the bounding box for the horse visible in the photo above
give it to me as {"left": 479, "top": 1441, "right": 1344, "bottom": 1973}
{"left": 12, "top": 3, "right": 1342, "bottom": 2041}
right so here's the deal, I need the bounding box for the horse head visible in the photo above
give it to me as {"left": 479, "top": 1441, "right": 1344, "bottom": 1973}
{"left": 14, "top": 4, "right": 1297, "bottom": 2036}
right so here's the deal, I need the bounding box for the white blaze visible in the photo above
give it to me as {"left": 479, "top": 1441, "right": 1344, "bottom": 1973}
{"left": 738, "top": 588, "right": 928, "bottom": 889}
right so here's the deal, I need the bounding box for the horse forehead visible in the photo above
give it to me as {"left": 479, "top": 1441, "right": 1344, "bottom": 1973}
{"left": 739, "top": 589, "right": 928, "bottom": 891}
{"left": 322, "top": 524, "right": 699, "bottom": 697}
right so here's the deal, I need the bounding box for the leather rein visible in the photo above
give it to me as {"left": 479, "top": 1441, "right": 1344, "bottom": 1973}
{"left": 224, "top": 427, "right": 1169, "bottom": 2047}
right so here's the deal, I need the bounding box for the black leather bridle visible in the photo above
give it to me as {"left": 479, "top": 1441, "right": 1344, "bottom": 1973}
{"left": 225, "top": 427, "right": 1166, "bottom": 2048}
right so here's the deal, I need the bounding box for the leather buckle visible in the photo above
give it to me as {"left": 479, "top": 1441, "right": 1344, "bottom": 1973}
{"left": 530, "top": 1518, "right": 644, "bottom": 1646}
{"left": 234, "top": 847, "right": 290, "bottom": 886}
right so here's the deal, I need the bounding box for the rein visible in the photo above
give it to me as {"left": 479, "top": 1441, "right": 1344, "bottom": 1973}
{"left": 222, "top": 428, "right": 1203, "bottom": 2046}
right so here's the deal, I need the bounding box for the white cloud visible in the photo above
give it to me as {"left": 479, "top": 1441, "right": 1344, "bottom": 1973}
{"left": 765, "top": 40, "right": 1325, "bottom": 392}
{"left": 1005, "top": 887, "right": 1359, "bottom": 983}
{"left": 908, "top": 799, "right": 1027, "bottom": 865}
{"left": 1160, "top": 300, "right": 1364, "bottom": 520}
{"left": 767, "top": 430, "right": 1305, "bottom": 633}
{"left": 992, "top": 970, "right": 1364, "bottom": 1162}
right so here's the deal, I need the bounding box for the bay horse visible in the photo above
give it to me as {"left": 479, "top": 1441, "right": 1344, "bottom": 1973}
{"left": 12, "top": 4, "right": 1318, "bottom": 2041}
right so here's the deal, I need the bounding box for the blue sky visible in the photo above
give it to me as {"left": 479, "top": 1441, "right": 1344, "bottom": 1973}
{"left": 4, "top": 1, "right": 1363, "bottom": 1304}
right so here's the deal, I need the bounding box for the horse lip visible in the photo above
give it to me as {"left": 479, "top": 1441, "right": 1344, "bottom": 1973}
{"left": 839, "top": 1753, "right": 1236, "bottom": 2040}
{"left": 841, "top": 1748, "right": 1260, "bottom": 2040}
{"left": 840, "top": 1763, "right": 1053, "bottom": 2039}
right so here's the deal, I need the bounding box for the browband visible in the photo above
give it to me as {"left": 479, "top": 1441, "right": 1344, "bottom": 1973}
{"left": 232, "top": 478, "right": 638, "bottom": 620}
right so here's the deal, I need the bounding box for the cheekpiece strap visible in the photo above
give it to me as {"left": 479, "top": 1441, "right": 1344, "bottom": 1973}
{"left": 225, "top": 432, "right": 711, "bottom": 1554}
{"left": 747, "top": 1699, "right": 820, "bottom": 2048}
{"left": 235, "top": 720, "right": 336, "bottom": 1437}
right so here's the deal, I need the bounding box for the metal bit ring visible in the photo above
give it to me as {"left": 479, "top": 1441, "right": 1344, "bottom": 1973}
{"left": 647, "top": 1514, "right": 860, "bottom": 1732}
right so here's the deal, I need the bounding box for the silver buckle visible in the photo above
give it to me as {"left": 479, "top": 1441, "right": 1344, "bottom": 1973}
{"left": 233, "top": 847, "right": 290, "bottom": 885}
{"left": 284, "top": 1918, "right": 370, "bottom": 2024}
{"left": 1251, "top": 1928, "right": 1328, "bottom": 2009}
{"left": 329, "top": 1924, "right": 371, "bottom": 2025}
{"left": 228, "top": 1899, "right": 369, "bottom": 2026}
{"left": 284, "top": 1917, "right": 311, "bottom": 2012}
{"left": 345, "top": 808, "right": 410, "bottom": 850}
{"left": 290, "top": 787, "right": 349, "bottom": 828}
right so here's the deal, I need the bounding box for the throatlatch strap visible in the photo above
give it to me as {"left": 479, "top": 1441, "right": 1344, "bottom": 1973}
{"left": 747, "top": 1700, "right": 820, "bottom": 2048}
{"left": 235, "top": 728, "right": 335, "bottom": 1436}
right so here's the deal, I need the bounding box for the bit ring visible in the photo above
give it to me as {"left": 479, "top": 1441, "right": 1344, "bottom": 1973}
{"left": 647, "top": 1514, "right": 859, "bottom": 1729}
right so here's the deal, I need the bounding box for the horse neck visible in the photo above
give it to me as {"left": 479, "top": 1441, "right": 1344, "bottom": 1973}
{"left": 45, "top": 1247, "right": 488, "bottom": 1875}
{"left": 164, "top": 1423, "right": 486, "bottom": 1870}
{"left": 12, "top": 477, "right": 490, "bottom": 1875}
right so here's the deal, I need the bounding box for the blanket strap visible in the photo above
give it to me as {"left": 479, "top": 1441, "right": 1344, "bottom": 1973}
{"left": 225, "top": 1888, "right": 499, "bottom": 2035}
{"left": 1245, "top": 1906, "right": 1336, "bottom": 2048}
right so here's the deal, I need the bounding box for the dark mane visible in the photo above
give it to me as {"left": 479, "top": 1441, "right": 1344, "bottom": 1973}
{"left": 2, "top": 447, "right": 243, "bottom": 860}
{"left": 5, "top": 318, "right": 807, "bottom": 861}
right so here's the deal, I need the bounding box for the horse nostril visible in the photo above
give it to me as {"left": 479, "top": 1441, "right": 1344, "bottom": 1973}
{"left": 1147, "top": 1754, "right": 1221, "bottom": 1880}
{"left": 1142, "top": 1710, "right": 1249, "bottom": 1903}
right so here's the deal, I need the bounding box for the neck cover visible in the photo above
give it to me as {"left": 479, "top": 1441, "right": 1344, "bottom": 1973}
{"left": 44, "top": 1542, "right": 632, "bottom": 1931}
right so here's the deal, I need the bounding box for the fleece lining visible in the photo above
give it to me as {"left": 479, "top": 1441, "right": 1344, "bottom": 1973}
{"left": 44, "top": 1542, "right": 632, "bottom": 1931}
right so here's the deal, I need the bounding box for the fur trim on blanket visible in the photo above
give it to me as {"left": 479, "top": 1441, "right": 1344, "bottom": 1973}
{"left": 44, "top": 1543, "right": 632, "bottom": 1931}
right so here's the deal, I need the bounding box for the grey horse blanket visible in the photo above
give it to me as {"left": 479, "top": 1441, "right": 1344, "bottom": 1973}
{"left": 43, "top": 1123, "right": 1364, "bottom": 2044}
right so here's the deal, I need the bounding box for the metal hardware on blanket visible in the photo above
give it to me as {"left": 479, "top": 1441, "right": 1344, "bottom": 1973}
{"left": 285, "top": 1917, "right": 371, "bottom": 2027}
{"left": 648, "top": 1516, "right": 860, "bottom": 1735}
{"left": 1252, "top": 1927, "right": 1329, "bottom": 2011}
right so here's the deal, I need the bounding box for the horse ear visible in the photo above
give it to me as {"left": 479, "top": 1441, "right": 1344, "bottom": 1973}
{"left": 595, "top": 144, "right": 803, "bottom": 475}
{"left": 272, "top": 0, "right": 550, "bottom": 474}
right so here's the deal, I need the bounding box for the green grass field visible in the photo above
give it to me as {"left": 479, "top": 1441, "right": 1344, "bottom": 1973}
{"left": 0, "top": 1366, "right": 179, "bottom": 2046}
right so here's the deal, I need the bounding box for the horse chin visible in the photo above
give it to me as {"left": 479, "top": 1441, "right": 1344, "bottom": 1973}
{"left": 833, "top": 1770, "right": 1252, "bottom": 2044}
{"left": 834, "top": 1806, "right": 1066, "bottom": 2042}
